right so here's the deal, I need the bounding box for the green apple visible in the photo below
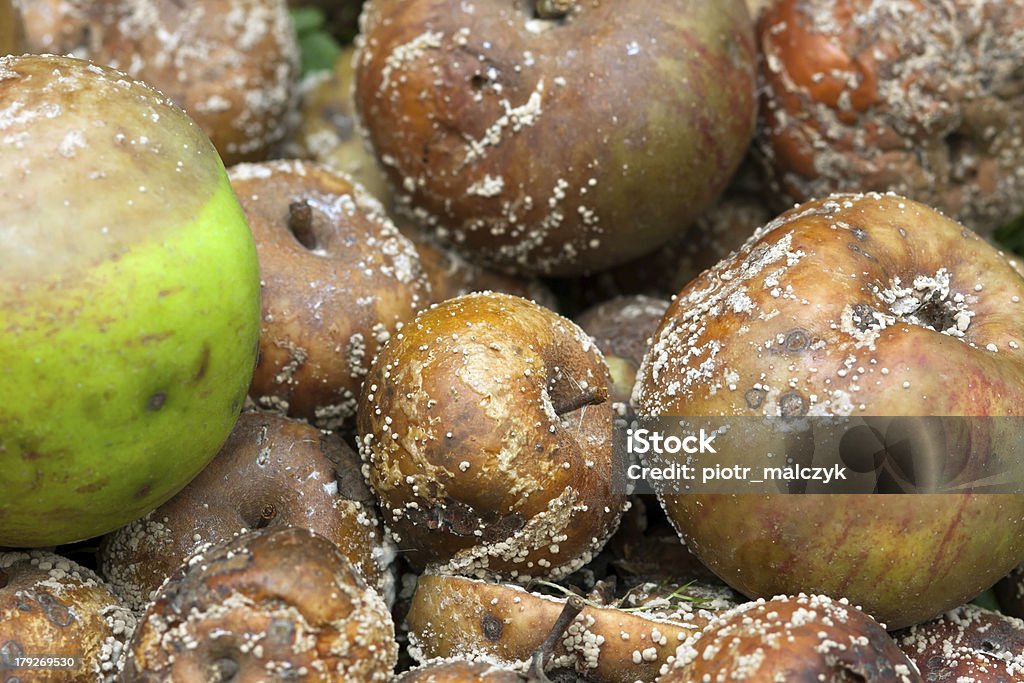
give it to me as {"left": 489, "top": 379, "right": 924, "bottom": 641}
{"left": 0, "top": 55, "right": 261, "bottom": 547}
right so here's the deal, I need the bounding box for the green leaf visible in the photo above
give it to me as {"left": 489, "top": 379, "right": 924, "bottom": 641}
{"left": 291, "top": 7, "right": 326, "bottom": 34}
{"left": 970, "top": 588, "right": 1000, "bottom": 612}
{"left": 299, "top": 31, "right": 343, "bottom": 75}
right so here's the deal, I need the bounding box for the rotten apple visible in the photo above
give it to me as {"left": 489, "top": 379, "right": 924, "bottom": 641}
{"left": 122, "top": 527, "right": 397, "bottom": 681}
{"left": 357, "top": 292, "right": 626, "bottom": 580}
{"left": 353, "top": 0, "right": 757, "bottom": 275}
{"left": 634, "top": 192, "right": 1024, "bottom": 629}
{"left": 756, "top": 0, "right": 1024, "bottom": 234}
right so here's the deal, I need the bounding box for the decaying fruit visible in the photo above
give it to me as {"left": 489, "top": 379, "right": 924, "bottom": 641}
{"left": 756, "top": 0, "right": 1024, "bottom": 234}
{"left": 0, "top": 551, "right": 136, "bottom": 682}
{"left": 358, "top": 292, "right": 626, "bottom": 580}
{"left": 229, "top": 159, "right": 430, "bottom": 429}
{"left": 896, "top": 604, "right": 1024, "bottom": 681}
{"left": 122, "top": 527, "right": 397, "bottom": 681}
{"left": 100, "top": 412, "right": 394, "bottom": 611}
{"left": 394, "top": 660, "right": 526, "bottom": 683}
{"left": 354, "top": 0, "right": 757, "bottom": 275}
{"left": 0, "top": 55, "right": 261, "bottom": 547}
{"left": 659, "top": 594, "right": 922, "bottom": 682}
{"left": 83, "top": 0, "right": 299, "bottom": 164}
{"left": 634, "top": 192, "right": 1024, "bottom": 629}
{"left": 406, "top": 574, "right": 736, "bottom": 683}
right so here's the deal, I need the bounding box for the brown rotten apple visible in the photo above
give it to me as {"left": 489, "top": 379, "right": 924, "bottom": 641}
{"left": 756, "top": 0, "right": 1024, "bottom": 234}
{"left": 405, "top": 574, "right": 733, "bottom": 682}
{"left": 99, "top": 412, "right": 393, "bottom": 611}
{"left": 1, "top": 551, "right": 137, "bottom": 682}
{"left": 229, "top": 160, "right": 430, "bottom": 429}
{"left": 354, "top": 0, "right": 757, "bottom": 276}
{"left": 122, "top": 527, "right": 397, "bottom": 681}
{"left": 357, "top": 292, "right": 626, "bottom": 579}
{"left": 72, "top": 0, "right": 299, "bottom": 164}
{"left": 659, "top": 594, "right": 922, "bottom": 682}
{"left": 634, "top": 192, "right": 1024, "bottom": 629}
{"left": 895, "top": 604, "right": 1024, "bottom": 680}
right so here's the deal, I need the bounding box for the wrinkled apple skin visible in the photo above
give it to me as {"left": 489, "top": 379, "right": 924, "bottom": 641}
{"left": 0, "top": 56, "right": 261, "bottom": 547}
{"left": 354, "top": 0, "right": 756, "bottom": 276}
{"left": 634, "top": 193, "right": 1024, "bottom": 630}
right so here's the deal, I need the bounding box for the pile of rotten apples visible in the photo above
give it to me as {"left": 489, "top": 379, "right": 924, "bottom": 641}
{"left": 3, "top": 0, "right": 1024, "bottom": 681}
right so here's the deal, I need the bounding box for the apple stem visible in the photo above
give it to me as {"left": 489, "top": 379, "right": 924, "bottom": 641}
{"left": 255, "top": 504, "right": 276, "bottom": 529}
{"left": 288, "top": 200, "right": 318, "bottom": 250}
{"left": 553, "top": 385, "right": 608, "bottom": 416}
{"left": 527, "top": 595, "right": 584, "bottom": 681}
{"left": 535, "top": 0, "right": 574, "bottom": 20}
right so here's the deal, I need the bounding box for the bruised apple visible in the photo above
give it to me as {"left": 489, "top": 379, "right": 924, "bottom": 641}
{"left": 634, "top": 192, "right": 1024, "bottom": 629}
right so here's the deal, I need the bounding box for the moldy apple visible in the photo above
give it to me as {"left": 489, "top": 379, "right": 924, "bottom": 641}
{"left": 354, "top": 0, "right": 757, "bottom": 275}
{"left": 634, "top": 192, "right": 1024, "bottom": 629}
{"left": 357, "top": 292, "right": 627, "bottom": 580}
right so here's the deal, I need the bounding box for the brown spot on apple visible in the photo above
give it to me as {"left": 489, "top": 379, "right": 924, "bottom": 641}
{"left": 74, "top": 480, "right": 106, "bottom": 494}
{"left": 146, "top": 392, "right": 167, "bottom": 411}
{"left": 744, "top": 388, "right": 766, "bottom": 409}
{"left": 193, "top": 343, "right": 211, "bottom": 383}
{"left": 481, "top": 613, "right": 504, "bottom": 642}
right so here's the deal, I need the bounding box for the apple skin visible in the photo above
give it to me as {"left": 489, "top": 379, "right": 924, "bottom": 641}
{"left": 354, "top": 0, "right": 756, "bottom": 276}
{"left": 0, "top": 55, "right": 261, "bottom": 547}
{"left": 634, "top": 193, "right": 1024, "bottom": 630}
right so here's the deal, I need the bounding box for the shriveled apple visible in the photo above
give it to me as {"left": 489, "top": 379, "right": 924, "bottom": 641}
{"left": 69, "top": 0, "right": 299, "bottom": 164}
{"left": 229, "top": 160, "right": 430, "bottom": 429}
{"left": 756, "top": 0, "right": 1024, "bottom": 234}
{"left": 357, "top": 292, "right": 627, "bottom": 580}
{"left": 896, "top": 604, "right": 1024, "bottom": 681}
{"left": 1, "top": 551, "right": 137, "bottom": 682}
{"left": 122, "top": 527, "right": 397, "bottom": 681}
{"left": 634, "top": 192, "right": 1024, "bottom": 629}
